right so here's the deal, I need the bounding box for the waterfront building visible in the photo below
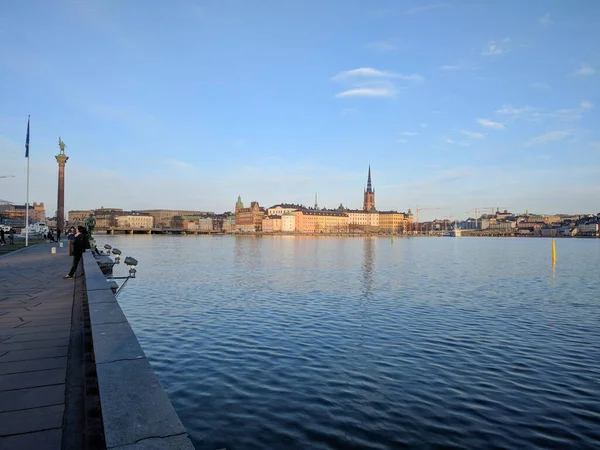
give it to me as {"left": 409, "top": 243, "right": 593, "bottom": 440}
{"left": 93, "top": 207, "right": 124, "bottom": 229}
{"left": 347, "top": 209, "right": 379, "bottom": 232}
{"left": 0, "top": 202, "right": 46, "bottom": 224}
{"left": 294, "top": 209, "right": 349, "bottom": 233}
{"left": 235, "top": 196, "right": 265, "bottom": 232}
{"left": 222, "top": 215, "right": 236, "bottom": 233}
{"left": 116, "top": 214, "right": 154, "bottom": 229}
{"left": 281, "top": 212, "right": 296, "bottom": 232}
{"left": 133, "top": 209, "right": 214, "bottom": 228}
{"left": 267, "top": 203, "right": 304, "bottom": 216}
{"left": 379, "top": 211, "right": 411, "bottom": 233}
{"left": 262, "top": 215, "right": 282, "bottom": 232}
{"left": 68, "top": 209, "right": 93, "bottom": 226}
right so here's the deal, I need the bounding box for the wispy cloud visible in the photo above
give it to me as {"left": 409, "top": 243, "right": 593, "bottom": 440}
{"left": 496, "top": 105, "right": 539, "bottom": 122}
{"left": 571, "top": 64, "right": 596, "bottom": 76}
{"left": 482, "top": 38, "right": 510, "bottom": 56}
{"left": 336, "top": 88, "right": 395, "bottom": 98}
{"left": 165, "top": 158, "right": 195, "bottom": 170}
{"left": 332, "top": 67, "right": 424, "bottom": 82}
{"left": 332, "top": 67, "right": 395, "bottom": 80}
{"left": 362, "top": 41, "right": 397, "bottom": 53}
{"left": 406, "top": 3, "right": 446, "bottom": 15}
{"left": 539, "top": 13, "right": 553, "bottom": 26}
{"left": 332, "top": 67, "right": 423, "bottom": 99}
{"left": 458, "top": 130, "right": 485, "bottom": 139}
{"left": 440, "top": 63, "right": 470, "bottom": 71}
{"left": 551, "top": 100, "right": 594, "bottom": 122}
{"left": 400, "top": 131, "right": 418, "bottom": 136}
{"left": 527, "top": 131, "right": 570, "bottom": 146}
{"left": 530, "top": 81, "right": 550, "bottom": 89}
{"left": 477, "top": 118, "right": 505, "bottom": 129}
{"left": 397, "top": 139, "right": 408, "bottom": 144}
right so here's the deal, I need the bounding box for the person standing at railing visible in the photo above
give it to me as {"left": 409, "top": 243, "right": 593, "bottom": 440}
{"left": 66, "top": 226, "right": 76, "bottom": 255}
{"left": 64, "top": 226, "right": 86, "bottom": 280}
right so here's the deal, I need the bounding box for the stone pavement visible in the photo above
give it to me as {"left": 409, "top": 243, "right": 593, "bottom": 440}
{"left": 0, "top": 241, "right": 81, "bottom": 449}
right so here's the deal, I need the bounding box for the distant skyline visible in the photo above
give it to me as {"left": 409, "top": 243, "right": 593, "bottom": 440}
{"left": 1, "top": 0, "right": 599, "bottom": 221}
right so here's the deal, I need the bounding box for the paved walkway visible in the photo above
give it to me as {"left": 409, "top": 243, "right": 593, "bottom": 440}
{"left": 0, "top": 241, "right": 80, "bottom": 449}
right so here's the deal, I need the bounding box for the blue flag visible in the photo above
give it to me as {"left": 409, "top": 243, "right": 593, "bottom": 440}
{"left": 25, "top": 116, "right": 30, "bottom": 158}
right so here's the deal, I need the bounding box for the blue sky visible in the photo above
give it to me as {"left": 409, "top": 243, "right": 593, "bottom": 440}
{"left": 1, "top": 0, "right": 599, "bottom": 220}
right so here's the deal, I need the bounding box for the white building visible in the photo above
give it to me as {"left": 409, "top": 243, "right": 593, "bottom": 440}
{"left": 116, "top": 215, "right": 154, "bottom": 229}
{"left": 281, "top": 212, "right": 296, "bottom": 232}
{"left": 347, "top": 210, "right": 379, "bottom": 228}
{"left": 267, "top": 204, "right": 302, "bottom": 216}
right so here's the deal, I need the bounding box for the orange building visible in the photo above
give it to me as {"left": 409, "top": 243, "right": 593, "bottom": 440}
{"left": 262, "top": 215, "right": 282, "bottom": 232}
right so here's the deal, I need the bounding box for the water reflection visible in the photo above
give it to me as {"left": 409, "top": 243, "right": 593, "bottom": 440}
{"left": 361, "top": 238, "right": 375, "bottom": 300}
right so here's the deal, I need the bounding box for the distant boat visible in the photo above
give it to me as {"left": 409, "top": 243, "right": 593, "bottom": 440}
{"left": 449, "top": 223, "right": 462, "bottom": 237}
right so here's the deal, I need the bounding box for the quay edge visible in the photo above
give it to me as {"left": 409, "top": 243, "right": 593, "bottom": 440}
{"left": 82, "top": 252, "right": 195, "bottom": 449}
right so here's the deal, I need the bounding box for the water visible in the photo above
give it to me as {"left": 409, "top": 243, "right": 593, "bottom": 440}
{"left": 102, "top": 235, "right": 600, "bottom": 449}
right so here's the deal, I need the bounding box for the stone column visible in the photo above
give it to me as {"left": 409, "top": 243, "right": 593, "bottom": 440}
{"left": 55, "top": 153, "right": 69, "bottom": 233}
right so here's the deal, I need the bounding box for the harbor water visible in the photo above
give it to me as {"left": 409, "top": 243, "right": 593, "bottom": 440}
{"left": 103, "top": 235, "right": 600, "bottom": 449}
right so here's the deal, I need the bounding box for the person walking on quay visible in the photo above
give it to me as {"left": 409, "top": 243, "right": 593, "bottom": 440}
{"left": 56, "top": 228, "right": 61, "bottom": 242}
{"left": 0, "top": 228, "right": 6, "bottom": 245}
{"left": 8, "top": 228, "right": 15, "bottom": 244}
{"left": 64, "top": 226, "right": 86, "bottom": 280}
{"left": 67, "top": 226, "right": 76, "bottom": 255}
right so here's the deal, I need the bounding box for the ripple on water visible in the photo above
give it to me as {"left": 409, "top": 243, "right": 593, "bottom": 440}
{"left": 106, "top": 235, "right": 600, "bottom": 450}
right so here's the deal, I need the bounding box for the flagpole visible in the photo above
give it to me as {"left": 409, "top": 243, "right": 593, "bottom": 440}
{"left": 25, "top": 116, "right": 30, "bottom": 247}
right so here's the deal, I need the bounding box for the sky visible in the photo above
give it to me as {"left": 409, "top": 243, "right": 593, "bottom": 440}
{"left": 1, "top": 0, "right": 599, "bottom": 221}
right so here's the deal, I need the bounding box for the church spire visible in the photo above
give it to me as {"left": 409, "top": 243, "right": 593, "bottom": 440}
{"left": 366, "top": 165, "right": 373, "bottom": 193}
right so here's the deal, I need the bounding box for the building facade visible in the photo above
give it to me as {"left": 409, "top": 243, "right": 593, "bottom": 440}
{"left": 379, "top": 211, "right": 411, "bottom": 233}
{"left": 116, "top": 214, "right": 154, "bottom": 229}
{"left": 68, "top": 210, "right": 93, "bottom": 226}
{"left": 235, "top": 196, "right": 265, "bottom": 232}
{"left": 281, "top": 212, "right": 296, "bottom": 232}
{"left": 262, "top": 215, "right": 282, "bottom": 232}
{"left": 267, "top": 204, "right": 303, "bottom": 216}
{"left": 133, "top": 209, "right": 214, "bottom": 228}
{"left": 294, "top": 209, "right": 349, "bottom": 233}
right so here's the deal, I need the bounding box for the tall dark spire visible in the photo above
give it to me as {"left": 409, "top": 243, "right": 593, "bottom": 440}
{"left": 366, "top": 165, "right": 373, "bottom": 193}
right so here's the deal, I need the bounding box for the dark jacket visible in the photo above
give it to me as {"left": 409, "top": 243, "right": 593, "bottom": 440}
{"left": 72, "top": 233, "right": 86, "bottom": 257}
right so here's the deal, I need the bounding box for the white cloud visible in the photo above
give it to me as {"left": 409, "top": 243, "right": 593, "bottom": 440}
{"left": 477, "top": 118, "right": 505, "bottom": 129}
{"left": 362, "top": 41, "right": 397, "bottom": 53}
{"left": 530, "top": 81, "right": 550, "bottom": 89}
{"left": 440, "top": 64, "right": 467, "bottom": 71}
{"left": 572, "top": 64, "right": 596, "bottom": 76}
{"left": 459, "top": 130, "right": 485, "bottom": 139}
{"left": 397, "top": 139, "right": 408, "bottom": 144}
{"left": 527, "top": 131, "right": 570, "bottom": 146}
{"left": 335, "top": 88, "right": 395, "bottom": 98}
{"left": 332, "top": 67, "right": 423, "bottom": 99}
{"left": 332, "top": 67, "right": 396, "bottom": 80}
{"left": 400, "top": 131, "right": 418, "bottom": 136}
{"left": 580, "top": 100, "right": 594, "bottom": 110}
{"left": 406, "top": 3, "right": 447, "bottom": 14}
{"left": 165, "top": 158, "right": 195, "bottom": 170}
{"left": 482, "top": 38, "right": 510, "bottom": 56}
{"left": 539, "top": 13, "right": 553, "bottom": 26}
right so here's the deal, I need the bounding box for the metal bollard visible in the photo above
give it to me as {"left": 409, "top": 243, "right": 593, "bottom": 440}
{"left": 51, "top": 247, "right": 57, "bottom": 254}
{"left": 59, "top": 242, "right": 64, "bottom": 247}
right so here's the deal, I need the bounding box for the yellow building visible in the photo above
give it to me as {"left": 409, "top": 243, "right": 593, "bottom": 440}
{"left": 294, "top": 209, "right": 349, "bottom": 233}
{"left": 379, "top": 211, "right": 412, "bottom": 233}
{"left": 262, "top": 215, "right": 282, "bottom": 232}
{"left": 68, "top": 210, "right": 93, "bottom": 226}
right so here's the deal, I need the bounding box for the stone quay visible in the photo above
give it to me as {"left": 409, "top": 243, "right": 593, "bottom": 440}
{"left": 0, "top": 242, "right": 195, "bottom": 449}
